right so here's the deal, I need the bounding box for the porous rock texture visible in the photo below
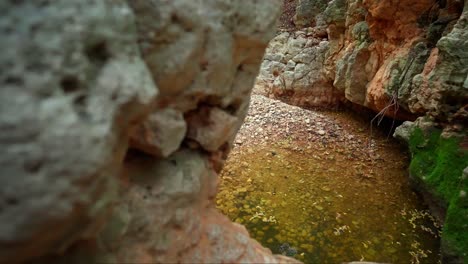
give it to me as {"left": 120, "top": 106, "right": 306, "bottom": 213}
{"left": 0, "top": 0, "right": 299, "bottom": 263}
{"left": 256, "top": 29, "right": 344, "bottom": 108}
{"left": 0, "top": 1, "right": 157, "bottom": 262}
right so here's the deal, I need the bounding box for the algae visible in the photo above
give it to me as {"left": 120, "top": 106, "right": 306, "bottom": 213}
{"left": 409, "top": 128, "right": 468, "bottom": 262}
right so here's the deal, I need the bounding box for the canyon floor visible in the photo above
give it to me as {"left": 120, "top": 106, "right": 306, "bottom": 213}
{"left": 216, "top": 94, "right": 441, "bottom": 263}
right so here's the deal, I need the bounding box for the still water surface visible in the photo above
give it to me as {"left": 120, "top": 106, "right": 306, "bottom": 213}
{"left": 216, "top": 111, "right": 440, "bottom": 263}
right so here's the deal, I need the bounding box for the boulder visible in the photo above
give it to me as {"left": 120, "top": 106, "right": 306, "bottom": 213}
{"left": 0, "top": 1, "right": 157, "bottom": 262}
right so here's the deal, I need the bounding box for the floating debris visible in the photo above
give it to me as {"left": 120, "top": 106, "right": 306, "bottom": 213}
{"left": 333, "top": 225, "right": 350, "bottom": 236}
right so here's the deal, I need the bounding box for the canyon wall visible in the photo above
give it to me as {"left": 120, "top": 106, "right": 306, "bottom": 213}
{"left": 257, "top": 0, "right": 467, "bottom": 123}
{"left": 257, "top": 0, "right": 467, "bottom": 261}
{"left": 0, "top": 1, "right": 299, "bottom": 263}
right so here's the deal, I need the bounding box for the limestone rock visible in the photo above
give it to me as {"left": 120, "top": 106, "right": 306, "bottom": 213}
{"left": 116, "top": 0, "right": 291, "bottom": 263}
{"left": 270, "top": 0, "right": 466, "bottom": 123}
{"left": 256, "top": 32, "right": 343, "bottom": 108}
{"left": 113, "top": 149, "right": 297, "bottom": 263}
{"left": 0, "top": 1, "right": 157, "bottom": 262}
{"left": 186, "top": 107, "right": 239, "bottom": 152}
{"left": 334, "top": 43, "right": 371, "bottom": 105}
{"left": 323, "top": 0, "right": 347, "bottom": 26}
{"left": 129, "top": 109, "right": 186, "bottom": 157}
{"left": 114, "top": 2, "right": 290, "bottom": 262}
{"left": 130, "top": 0, "right": 279, "bottom": 113}
{"left": 386, "top": 42, "right": 431, "bottom": 110}
{"left": 294, "top": 0, "right": 331, "bottom": 28}
{"left": 409, "top": 1, "right": 468, "bottom": 124}
{"left": 61, "top": 149, "right": 299, "bottom": 264}
{"left": 393, "top": 121, "right": 416, "bottom": 143}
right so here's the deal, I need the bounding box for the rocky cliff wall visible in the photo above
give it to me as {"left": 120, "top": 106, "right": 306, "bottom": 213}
{"left": 0, "top": 1, "right": 299, "bottom": 263}
{"left": 257, "top": 0, "right": 466, "bottom": 126}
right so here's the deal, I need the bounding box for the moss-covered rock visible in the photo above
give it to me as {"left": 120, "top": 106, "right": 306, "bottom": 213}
{"left": 408, "top": 128, "right": 468, "bottom": 263}
{"left": 323, "top": 0, "right": 347, "bottom": 26}
{"left": 294, "top": 0, "right": 331, "bottom": 27}
{"left": 351, "top": 21, "right": 370, "bottom": 43}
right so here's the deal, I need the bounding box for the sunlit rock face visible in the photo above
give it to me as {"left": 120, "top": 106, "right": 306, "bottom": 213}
{"left": 0, "top": 0, "right": 299, "bottom": 263}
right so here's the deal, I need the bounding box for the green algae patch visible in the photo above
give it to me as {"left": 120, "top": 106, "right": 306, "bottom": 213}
{"left": 409, "top": 128, "right": 468, "bottom": 261}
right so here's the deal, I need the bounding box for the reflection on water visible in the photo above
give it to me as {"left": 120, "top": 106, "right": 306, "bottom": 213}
{"left": 216, "top": 112, "right": 440, "bottom": 264}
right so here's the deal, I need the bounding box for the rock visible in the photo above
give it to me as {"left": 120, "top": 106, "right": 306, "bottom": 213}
{"left": 387, "top": 42, "right": 431, "bottom": 110}
{"left": 351, "top": 21, "right": 370, "bottom": 43}
{"left": 294, "top": 0, "right": 332, "bottom": 28}
{"left": 264, "top": 53, "right": 286, "bottom": 62}
{"left": 393, "top": 121, "right": 416, "bottom": 144}
{"left": 408, "top": 2, "right": 468, "bottom": 123}
{"left": 111, "top": 0, "right": 296, "bottom": 263}
{"left": 130, "top": 108, "right": 186, "bottom": 157}
{"left": 256, "top": 32, "right": 342, "bottom": 108}
{"left": 130, "top": 0, "right": 278, "bottom": 113}
{"left": 292, "top": 48, "right": 317, "bottom": 64}
{"left": 322, "top": 0, "right": 461, "bottom": 120}
{"left": 0, "top": 1, "right": 158, "bottom": 262}
{"left": 287, "top": 60, "right": 297, "bottom": 70}
{"left": 186, "top": 107, "right": 239, "bottom": 152}
{"left": 334, "top": 43, "right": 371, "bottom": 105}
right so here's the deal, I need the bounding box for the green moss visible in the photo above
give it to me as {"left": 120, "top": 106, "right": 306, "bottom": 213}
{"left": 323, "top": 0, "right": 346, "bottom": 26}
{"left": 409, "top": 128, "right": 468, "bottom": 261}
{"left": 352, "top": 21, "right": 370, "bottom": 43}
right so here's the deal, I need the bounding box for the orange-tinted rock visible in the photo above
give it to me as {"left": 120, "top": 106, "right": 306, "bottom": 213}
{"left": 129, "top": 109, "right": 186, "bottom": 157}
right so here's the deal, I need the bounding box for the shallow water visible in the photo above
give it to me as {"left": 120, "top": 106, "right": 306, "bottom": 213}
{"left": 216, "top": 110, "right": 441, "bottom": 263}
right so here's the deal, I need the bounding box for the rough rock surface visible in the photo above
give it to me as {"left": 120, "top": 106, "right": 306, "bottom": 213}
{"left": 0, "top": 1, "right": 157, "bottom": 262}
{"left": 408, "top": 1, "right": 468, "bottom": 123}
{"left": 258, "top": 0, "right": 467, "bottom": 126}
{"left": 255, "top": 30, "right": 343, "bottom": 108}
{"left": 0, "top": 0, "right": 299, "bottom": 263}
{"left": 129, "top": 108, "right": 186, "bottom": 157}
{"left": 294, "top": 0, "right": 331, "bottom": 27}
